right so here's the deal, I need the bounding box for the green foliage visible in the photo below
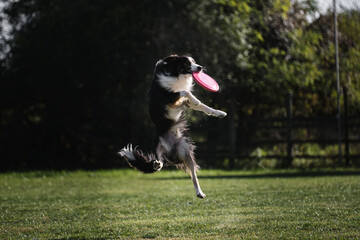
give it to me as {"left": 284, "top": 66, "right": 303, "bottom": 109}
{"left": 338, "top": 10, "right": 360, "bottom": 111}
{"left": 0, "top": 0, "right": 359, "bottom": 169}
{"left": 1, "top": 169, "right": 360, "bottom": 239}
{"left": 307, "top": 9, "right": 360, "bottom": 114}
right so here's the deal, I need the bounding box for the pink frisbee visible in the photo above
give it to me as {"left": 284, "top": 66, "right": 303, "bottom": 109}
{"left": 192, "top": 71, "right": 219, "bottom": 92}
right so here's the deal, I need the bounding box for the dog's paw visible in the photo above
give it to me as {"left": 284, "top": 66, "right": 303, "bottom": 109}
{"left": 197, "top": 192, "right": 206, "bottom": 199}
{"left": 212, "top": 110, "right": 227, "bottom": 118}
{"left": 153, "top": 160, "right": 163, "bottom": 171}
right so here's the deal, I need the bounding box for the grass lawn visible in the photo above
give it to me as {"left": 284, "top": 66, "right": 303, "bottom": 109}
{"left": 1, "top": 169, "right": 360, "bottom": 239}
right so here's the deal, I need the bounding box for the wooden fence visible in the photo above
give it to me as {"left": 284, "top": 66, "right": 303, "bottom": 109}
{"left": 194, "top": 91, "right": 360, "bottom": 168}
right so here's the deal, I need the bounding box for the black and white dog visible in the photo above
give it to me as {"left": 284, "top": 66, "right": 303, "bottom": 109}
{"left": 119, "top": 55, "right": 226, "bottom": 198}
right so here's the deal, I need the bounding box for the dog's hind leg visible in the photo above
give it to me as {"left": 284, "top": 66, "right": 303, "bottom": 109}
{"left": 178, "top": 138, "right": 206, "bottom": 199}
{"left": 188, "top": 162, "right": 206, "bottom": 199}
{"left": 154, "top": 135, "right": 175, "bottom": 171}
{"left": 187, "top": 160, "right": 206, "bottom": 198}
{"left": 154, "top": 143, "right": 166, "bottom": 171}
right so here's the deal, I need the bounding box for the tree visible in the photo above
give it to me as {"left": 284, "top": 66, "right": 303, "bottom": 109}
{"left": 0, "top": 0, "right": 253, "bottom": 170}
{"left": 1, "top": 0, "right": 359, "bottom": 170}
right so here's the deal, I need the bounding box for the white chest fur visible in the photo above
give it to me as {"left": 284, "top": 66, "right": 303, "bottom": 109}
{"left": 165, "top": 107, "right": 182, "bottom": 121}
{"left": 158, "top": 74, "right": 193, "bottom": 92}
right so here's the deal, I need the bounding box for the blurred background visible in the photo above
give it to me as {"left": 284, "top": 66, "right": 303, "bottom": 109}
{"left": 0, "top": 0, "right": 359, "bottom": 171}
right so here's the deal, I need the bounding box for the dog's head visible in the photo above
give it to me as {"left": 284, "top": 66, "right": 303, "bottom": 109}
{"left": 155, "top": 55, "right": 203, "bottom": 92}
{"left": 156, "top": 55, "right": 203, "bottom": 77}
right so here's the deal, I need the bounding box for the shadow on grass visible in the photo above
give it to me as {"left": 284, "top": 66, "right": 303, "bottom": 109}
{"left": 154, "top": 170, "right": 360, "bottom": 180}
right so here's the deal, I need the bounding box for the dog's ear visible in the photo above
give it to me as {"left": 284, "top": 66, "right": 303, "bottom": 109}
{"left": 155, "top": 59, "right": 170, "bottom": 75}
{"left": 163, "top": 58, "right": 176, "bottom": 76}
{"left": 156, "top": 59, "right": 165, "bottom": 66}
{"left": 160, "top": 55, "right": 179, "bottom": 76}
{"left": 163, "top": 62, "right": 171, "bottom": 76}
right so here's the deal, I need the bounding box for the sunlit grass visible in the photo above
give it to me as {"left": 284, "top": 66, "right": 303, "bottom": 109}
{"left": 1, "top": 169, "right": 359, "bottom": 239}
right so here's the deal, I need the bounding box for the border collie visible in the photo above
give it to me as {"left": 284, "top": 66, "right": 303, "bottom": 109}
{"left": 119, "top": 55, "right": 226, "bottom": 198}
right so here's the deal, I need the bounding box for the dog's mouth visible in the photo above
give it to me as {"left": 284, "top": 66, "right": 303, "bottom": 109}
{"left": 191, "top": 64, "right": 203, "bottom": 73}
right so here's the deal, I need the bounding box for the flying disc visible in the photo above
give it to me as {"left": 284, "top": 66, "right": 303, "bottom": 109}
{"left": 192, "top": 71, "right": 219, "bottom": 92}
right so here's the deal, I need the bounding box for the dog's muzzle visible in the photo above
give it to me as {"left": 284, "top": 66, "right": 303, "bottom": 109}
{"left": 191, "top": 63, "right": 203, "bottom": 72}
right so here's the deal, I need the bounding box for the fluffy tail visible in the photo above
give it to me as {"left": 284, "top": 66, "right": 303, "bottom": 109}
{"left": 118, "top": 144, "right": 161, "bottom": 174}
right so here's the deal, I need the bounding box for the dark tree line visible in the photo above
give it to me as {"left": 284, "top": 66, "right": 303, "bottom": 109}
{"left": 1, "top": 0, "right": 359, "bottom": 170}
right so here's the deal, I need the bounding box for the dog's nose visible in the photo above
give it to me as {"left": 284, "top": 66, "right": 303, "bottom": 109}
{"left": 197, "top": 65, "right": 203, "bottom": 72}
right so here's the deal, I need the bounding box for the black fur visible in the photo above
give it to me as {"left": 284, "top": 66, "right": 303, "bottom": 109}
{"left": 119, "top": 55, "right": 225, "bottom": 198}
{"left": 148, "top": 78, "right": 181, "bottom": 136}
{"left": 119, "top": 55, "right": 200, "bottom": 173}
{"left": 124, "top": 148, "right": 158, "bottom": 174}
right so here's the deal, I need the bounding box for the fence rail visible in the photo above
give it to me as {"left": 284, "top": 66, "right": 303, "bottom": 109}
{"left": 194, "top": 91, "right": 360, "bottom": 167}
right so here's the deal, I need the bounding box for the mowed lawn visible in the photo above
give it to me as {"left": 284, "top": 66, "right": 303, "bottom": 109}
{"left": 1, "top": 169, "right": 359, "bottom": 239}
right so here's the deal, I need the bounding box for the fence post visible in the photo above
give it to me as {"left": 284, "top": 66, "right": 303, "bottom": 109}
{"left": 229, "top": 101, "right": 236, "bottom": 169}
{"left": 286, "top": 92, "right": 294, "bottom": 167}
{"left": 343, "top": 87, "right": 350, "bottom": 166}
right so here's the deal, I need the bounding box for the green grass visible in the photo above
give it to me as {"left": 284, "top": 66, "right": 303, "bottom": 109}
{"left": 1, "top": 169, "right": 360, "bottom": 239}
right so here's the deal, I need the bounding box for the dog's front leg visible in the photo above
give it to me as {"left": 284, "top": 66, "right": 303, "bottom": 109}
{"left": 180, "top": 91, "right": 227, "bottom": 118}
{"left": 189, "top": 102, "right": 227, "bottom": 118}
{"left": 180, "top": 90, "right": 201, "bottom": 106}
